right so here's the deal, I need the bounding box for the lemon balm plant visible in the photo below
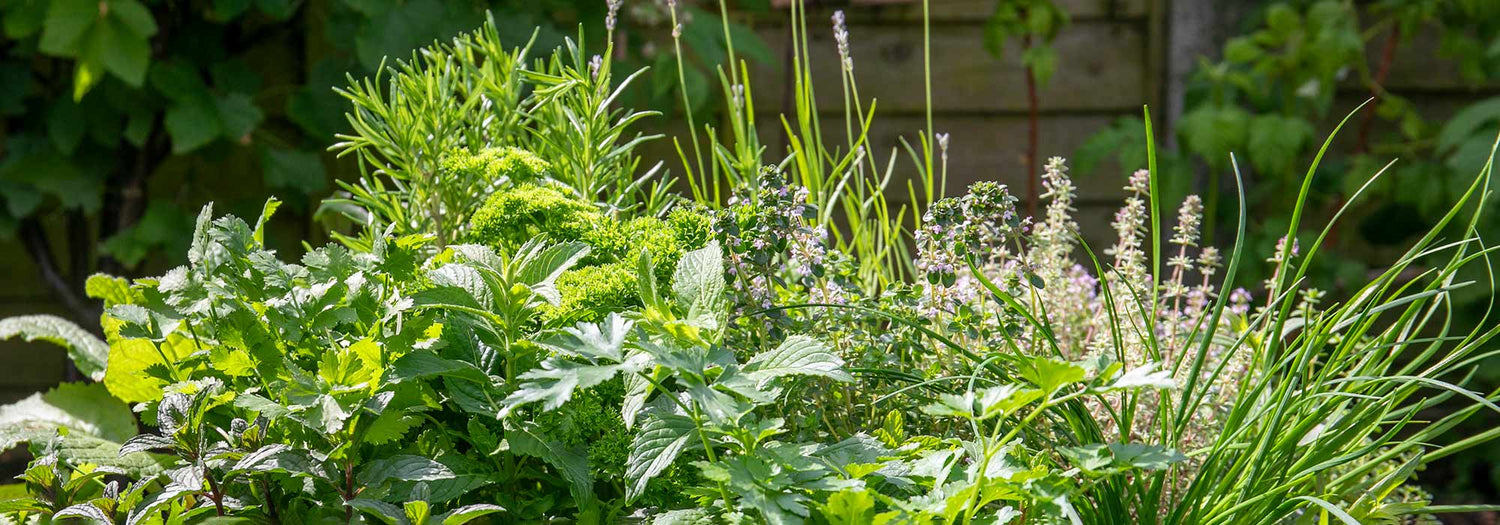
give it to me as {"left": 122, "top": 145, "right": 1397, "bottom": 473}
{"left": 3, "top": 1, "right": 1500, "bottom": 523}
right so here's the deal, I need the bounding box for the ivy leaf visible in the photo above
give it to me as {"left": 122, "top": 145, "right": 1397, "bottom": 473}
{"left": 262, "top": 146, "right": 327, "bottom": 195}
{"left": 0, "top": 314, "right": 109, "bottom": 381}
{"left": 164, "top": 95, "right": 222, "bottom": 154}
{"left": 744, "top": 335, "right": 852, "bottom": 387}
{"left": 625, "top": 412, "right": 696, "bottom": 502}
{"left": 215, "top": 92, "right": 263, "bottom": 141}
{"left": 356, "top": 455, "right": 455, "bottom": 487}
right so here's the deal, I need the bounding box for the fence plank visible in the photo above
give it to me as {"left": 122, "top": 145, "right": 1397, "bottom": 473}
{"left": 768, "top": 0, "right": 1147, "bottom": 22}
{"left": 752, "top": 113, "right": 1131, "bottom": 201}
{"left": 749, "top": 20, "right": 1147, "bottom": 113}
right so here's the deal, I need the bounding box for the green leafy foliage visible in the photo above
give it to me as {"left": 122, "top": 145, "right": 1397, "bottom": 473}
{"left": 0, "top": 314, "right": 108, "bottom": 380}
{"left": 3, "top": 6, "right": 1498, "bottom": 525}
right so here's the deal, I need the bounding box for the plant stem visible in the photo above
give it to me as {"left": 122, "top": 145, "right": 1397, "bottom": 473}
{"left": 1023, "top": 35, "right": 1040, "bottom": 218}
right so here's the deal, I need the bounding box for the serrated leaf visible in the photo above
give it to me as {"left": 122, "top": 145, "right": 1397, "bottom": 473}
{"left": 428, "top": 264, "right": 493, "bottom": 311}
{"left": 118, "top": 433, "right": 174, "bottom": 455}
{"left": 1105, "top": 363, "right": 1175, "bottom": 391}
{"left": 364, "top": 410, "right": 423, "bottom": 446}
{"left": 499, "top": 356, "right": 637, "bottom": 417}
{"left": 53, "top": 433, "right": 173, "bottom": 478}
{"left": 1019, "top": 357, "right": 1086, "bottom": 393}
{"left": 1247, "top": 114, "right": 1314, "bottom": 176}
{"left": 517, "top": 240, "right": 591, "bottom": 305}
{"left": 233, "top": 393, "right": 289, "bottom": 419}
{"left": 348, "top": 498, "right": 405, "bottom": 524}
{"left": 0, "top": 314, "right": 108, "bottom": 380}
{"left": 621, "top": 369, "right": 651, "bottom": 430}
{"left": 1108, "top": 443, "right": 1185, "bottom": 470}
{"left": 56, "top": 502, "right": 112, "bottom": 521}
{"left": 103, "top": 338, "right": 172, "bottom": 403}
{"left": 391, "top": 352, "right": 489, "bottom": 384}
{"left": 438, "top": 504, "right": 506, "bottom": 524}
{"left": 1060, "top": 443, "right": 1185, "bottom": 475}
{"left": 509, "top": 423, "right": 595, "bottom": 508}
{"left": 974, "top": 384, "right": 1043, "bottom": 420}
{"left": 625, "top": 413, "right": 696, "bottom": 502}
{"left": 0, "top": 382, "right": 136, "bottom": 450}
{"left": 85, "top": 274, "right": 136, "bottom": 307}
{"left": 672, "top": 240, "right": 725, "bottom": 325}
{"left": 538, "top": 313, "right": 632, "bottom": 361}
{"left": 356, "top": 455, "right": 455, "bottom": 487}
{"left": 819, "top": 489, "right": 876, "bottom": 525}
{"left": 232, "top": 444, "right": 312, "bottom": 475}
{"left": 744, "top": 335, "right": 852, "bottom": 387}
{"left": 252, "top": 197, "right": 281, "bottom": 246}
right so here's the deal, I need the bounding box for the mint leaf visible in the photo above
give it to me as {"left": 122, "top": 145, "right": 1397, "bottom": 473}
{"left": 625, "top": 413, "right": 696, "bottom": 502}
{"left": 356, "top": 455, "right": 455, "bottom": 486}
{"left": 438, "top": 504, "right": 506, "bottom": 525}
{"left": 672, "top": 240, "right": 725, "bottom": 325}
{"left": 744, "top": 335, "right": 852, "bottom": 387}
{"left": 509, "top": 422, "right": 595, "bottom": 508}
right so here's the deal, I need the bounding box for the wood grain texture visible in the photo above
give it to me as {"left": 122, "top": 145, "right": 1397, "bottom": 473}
{"left": 769, "top": 0, "right": 1147, "bottom": 21}
{"left": 748, "top": 21, "right": 1148, "bottom": 113}
{"left": 754, "top": 113, "right": 1132, "bottom": 200}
